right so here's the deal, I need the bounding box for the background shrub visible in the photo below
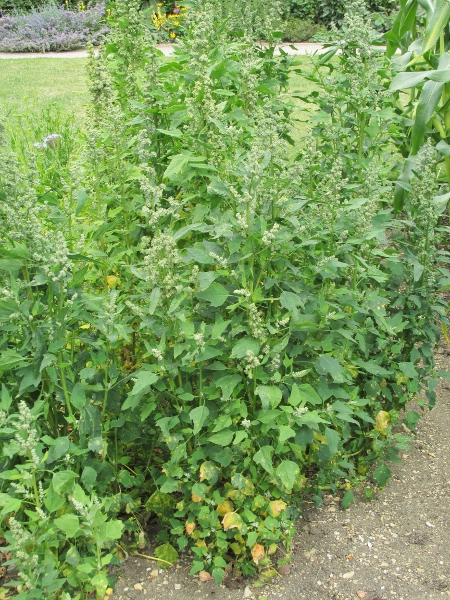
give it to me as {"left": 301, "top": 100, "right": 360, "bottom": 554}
{"left": 283, "top": 0, "right": 399, "bottom": 27}
{"left": 282, "top": 17, "right": 328, "bottom": 42}
{"left": 0, "top": 0, "right": 82, "bottom": 12}
{"left": 0, "top": 0, "right": 108, "bottom": 52}
{"left": 282, "top": 0, "right": 316, "bottom": 20}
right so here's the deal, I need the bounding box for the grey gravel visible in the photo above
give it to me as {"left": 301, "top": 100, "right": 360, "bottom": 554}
{"left": 0, "top": 43, "right": 328, "bottom": 60}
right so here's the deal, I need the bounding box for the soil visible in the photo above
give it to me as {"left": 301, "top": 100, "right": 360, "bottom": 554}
{"left": 111, "top": 345, "right": 450, "bottom": 600}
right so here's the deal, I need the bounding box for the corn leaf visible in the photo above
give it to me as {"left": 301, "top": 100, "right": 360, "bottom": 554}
{"left": 410, "top": 79, "right": 444, "bottom": 154}
{"left": 421, "top": 0, "right": 450, "bottom": 56}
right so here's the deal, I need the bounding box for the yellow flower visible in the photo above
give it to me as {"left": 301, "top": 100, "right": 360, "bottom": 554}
{"left": 174, "top": 20, "right": 179, "bottom": 25}
{"left": 170, "top": 32, "right": 176, "bottom": 38}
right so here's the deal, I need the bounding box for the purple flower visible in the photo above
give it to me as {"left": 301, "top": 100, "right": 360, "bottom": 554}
{"left": 0, "top": 2, "right": 108, "bottom": 53}
{"left": 34, "top": 133, "right": 63, "bottom": 150}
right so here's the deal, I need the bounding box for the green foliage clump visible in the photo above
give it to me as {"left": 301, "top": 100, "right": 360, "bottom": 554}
{"left": 282, "top": 17, "right": 328, "bottom": 42}
{"left": 0, "top": 0, "right": 448, "bottom": 597}
{"left": 283, "top": 0, "right": 398, "bottom": 27}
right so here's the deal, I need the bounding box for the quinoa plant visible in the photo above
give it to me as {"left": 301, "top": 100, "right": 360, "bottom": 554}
{"left": 0, "top": 0, "right": 448, "bottom": 595}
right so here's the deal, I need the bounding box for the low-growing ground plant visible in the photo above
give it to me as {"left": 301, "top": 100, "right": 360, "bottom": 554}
{"left": 0, "top": 0, "right": 448, "bottom": 597}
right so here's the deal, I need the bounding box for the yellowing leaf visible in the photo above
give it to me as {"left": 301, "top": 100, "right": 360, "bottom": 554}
{"left": 154, "top": 542, "right": 178, "bottom": 568}
{"left": 217, "top": 500, "right": 234, "bottom": 516}
{"left": 222, "top": 511, "right": 243, "bottom": 531}
{"left": 106, "top": 275, "right": 119, "bottom": 288}
{"left": 185, "top": 521, "right": 196, "bottom": 535}
{"left": 268, "top": 500, "right": 287, "bottom": 518}
{"left": 199, "top": 461, "right": 220, "bottom": 485}
{"left": 192, "top": 493, "right": 204, "bottom": 503}
{"left": 374, "top": 410, "right": 390, "bottom": 435}
{"left": 252, "top": 543, "right": 265, "bottom": 565}
{"left": 199, "top": 570, "right": 214, "bottom": 582}
{"left": 268, "top": 543, "right": 277, "bottom": 555}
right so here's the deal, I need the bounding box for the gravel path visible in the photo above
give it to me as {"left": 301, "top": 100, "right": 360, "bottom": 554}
{"left": 0, "top": 43, "right": 327, "bottom": 59}
{"left": 111, "top": 346, "right": 450, "bottom": 600}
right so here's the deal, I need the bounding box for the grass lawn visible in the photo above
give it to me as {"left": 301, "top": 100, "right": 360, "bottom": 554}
{"left": 0, "top": 58, "right": 90, "bottom": 118}
{"left": 0, "top": 54, "right": 318, "bottom": 144}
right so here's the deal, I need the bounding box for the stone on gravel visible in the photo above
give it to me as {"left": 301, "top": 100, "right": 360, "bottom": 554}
{"left": 199, "top": 571, "right": 214, "bottom": 582}
{"left": 133, "top": 583, "right": 143, "bottom": 591}
{"left": 278, "top": 565, "right": 291, "bottom": 576}
{"left": 243, "top": 586, "right": 253, "bottom": 598}
{"left": 342, "top": 571, "right": 355, "bottom": 580}
{"left": 356, "top": 591, "right": 367, "bottom": 599}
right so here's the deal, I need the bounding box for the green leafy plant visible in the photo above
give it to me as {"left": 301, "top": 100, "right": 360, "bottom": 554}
{"left": 0, "top": 0, "right": 448, "bottom": 596}
{"left": 282, "top": 17, "right": 328, "bottom": 42}
{"left": 384, "top": 0, "right": 450, "bottom": 209}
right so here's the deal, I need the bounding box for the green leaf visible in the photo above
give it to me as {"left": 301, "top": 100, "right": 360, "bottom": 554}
{"left": 47, "top": 437, "right": 70, "bottom": 464}
{"left": 420, "top": 0, "right": 450, "bottom": 57}
{"left": 275, "top": 460, "right": 300, "bottom": 492}
{"left": 373, "top": 462, "right": 392, "bottom": 488}
{"left": 215, "top": 374, "right": 242, "bottom": 400}
{"left": 398, "top": 362, "right": 418, "bottom": 379}
{"left": 88, "top": 436, "right": 104, "bottom": 453}
{"left": 384, "top": 0, "right": 418, "bottom": 57}
{"left": 209, "top": 429, "right": 235, "bottom": 446}
{"left": 341, "top": 491, "right": 355, "bottom": 510}
{"left": 0, "top": 384, "right": 12, "bottom": 411}
{"left": 131, "top": 371, "right": 159, "bottom": 395}
{"left": 253, "top": 445, "right": 274, "bottom": 474}
{"left": 98, "top": 520, "right": 124, "bottom": 542}
{"left": 71, "top": 383, "right": 86, "bottom": 410}
{"left": 44, "top": 484, "right": 65, "bottom": 513}
{"left": 315, "top": 355, "right": 346, "bottom": 383}
{"left": 0, "top": 349, "right": 29, "bottom": 374}
{"left": 123, "top": 371, "right": 158, "bottom": 410}
{"left": 54, "top": 514, "right": 80, "bottom": 537}
{"left": 52, "top": 471, "right": 78, "bottom": 494}
{"left": 197, "top": 283, "right": 229, "bottom": 307}
{"left": 230, "top": 337, "right": 260, "bottom": 359}
{"left": 354, "top": 360, "right": 391, "bottom": 376}
{"left": 81, "top": 466, "right": 97, "bottom": 490}
{"left": 255, "top": 385, "right": 282, "bottom": 410}
{"left": 163, "top": 153, "right": 191, "bottom": 180}
{"left": 148, "top": 288, "right": 161, "bottom": 315}
{"left": 156, "top": 128, "right": 183, "bottom": 138}
{"left": 189, "top": 406, "right": 210, "bottom": 435}
{"left": 160, "top": 477, "right": 179, "bottom": 494}
{"left": 324, "top": 427, "right": 340, "bottom": 457}
{"left": 390, "top": 70, "right": 431, "bottom": 91}
{"left": 279, "top": 426, "right": 296, "bottom": 443}
{"left": 289, "top": 383, "right": 322, "bottom": 406}
{"left": 0, "top": 493, "right": 22, "bottom": 515}
{"left": 154, "top": 542, "right": 178, "bottom": 568}
{"left": 75, "top": 189, "right": 88, "bottom": 216}
{"left": 280, "top": 291, "right": 304, "bottom": 312}
{"left": 410, "top": 79, "right": 444, "bottom": 154}
{"left": 198, "top": 271, "right": 218, "bottom": 291}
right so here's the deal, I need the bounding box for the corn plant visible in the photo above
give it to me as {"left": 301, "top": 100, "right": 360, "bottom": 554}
{"left": 384, "top": 0, "right": 450, "bottom": 209}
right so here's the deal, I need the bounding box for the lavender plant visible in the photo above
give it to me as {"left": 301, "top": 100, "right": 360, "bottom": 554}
{"left": 0, "top": 1, "right": 108, "bottom": 52}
